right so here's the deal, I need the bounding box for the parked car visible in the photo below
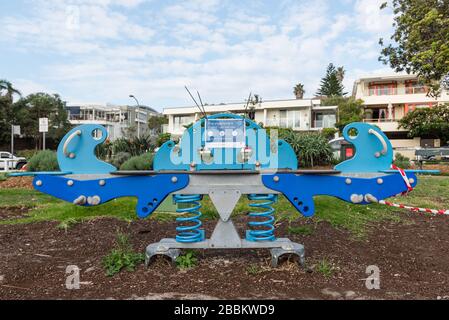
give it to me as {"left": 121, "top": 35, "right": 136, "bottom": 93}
{"left": 0, "top": 151, "right": 27, "bottom": 170}
{"left": 415, "top": 147, "right": 449, "bottom": 161}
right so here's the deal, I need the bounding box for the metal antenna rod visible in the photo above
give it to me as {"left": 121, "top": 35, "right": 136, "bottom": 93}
{"left": 244, "top": 92, "right": 252, "bottom": 118}
{"left": 197, "top": 91, "right": 207, "bottom": 117}
{"left": 185, "top": 86, "right": 206, "bottom": 118}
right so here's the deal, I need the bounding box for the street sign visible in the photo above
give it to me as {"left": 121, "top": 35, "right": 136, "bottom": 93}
{"left": 39, "top": 118, "right": 49, "bottom": 133}
{"left": 12, "top": 125, "right": 21, "bottom": 136}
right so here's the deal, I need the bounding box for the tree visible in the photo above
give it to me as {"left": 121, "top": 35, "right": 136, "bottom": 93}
{"left": 0, "top": 80, "right": 21, "bottom": 101}
{"left": 293, "top": 83, "right": 305, "bottom": 99}
{"left": 316, "top": 63, "right": 346, "bottom": 97}
{"left": 336, "top": 67, "right": 345, "bottom": 84}
{"left": 379, "top": 0, "right": 449, "bottom": 97}
{"left": 148, "top": 115, "right": 168, "bottom": 134}
{"left": 398, "top": 104, "right": 449, "bottom": 145}
{"left": 333, "top": 97, "right": 365, "bottom": 132}
{"left": 15, "top": 93, "right": 70, "bottom": 148}
{"left": 0, "top": 80, "right": 23, "bottom": 145}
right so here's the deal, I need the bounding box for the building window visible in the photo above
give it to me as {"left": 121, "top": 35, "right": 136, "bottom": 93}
{"left": 314, "top": 112, "right": 336, "bottom": 128}
{"left": 174, "top": 115, "right": 195, "bottom": 130}
{"left": 368, "top": 82, "right": 397, "bottom": 96}
{"left": 405, "top": 80, "right": 427, "bottom": 94}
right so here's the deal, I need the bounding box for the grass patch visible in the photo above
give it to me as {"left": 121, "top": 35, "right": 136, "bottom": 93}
{"left": 288, "top": 225, "right": 314, "bottom": 236}
{"left": 102, "top": 232, "right": 145, "bottom": 277}
{"left": 1, "top": 177, "right": 448, "bottom": 238}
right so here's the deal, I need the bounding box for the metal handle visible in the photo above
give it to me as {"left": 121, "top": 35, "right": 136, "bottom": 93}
{"left": 369, "top": 129, "right": 387, "bottom": 158}
{"left": 63, "top": 130, "right": 82, "bottom": 159}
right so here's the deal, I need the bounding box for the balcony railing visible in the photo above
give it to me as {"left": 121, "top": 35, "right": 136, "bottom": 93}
{"left": 363, "top": 118, "right": 396, "bottom": 123}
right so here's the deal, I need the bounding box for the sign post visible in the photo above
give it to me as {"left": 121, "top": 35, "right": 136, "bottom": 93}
{"left": 11, "top": 125, "right": 21, "bottom": 155}
{"left": 39, "top": 118, "right": 49, "bottom": 150}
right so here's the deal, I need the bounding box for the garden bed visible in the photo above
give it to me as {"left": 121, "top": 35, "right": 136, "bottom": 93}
{"left": 0, "top": 212, "right": 449, "bottom": 300}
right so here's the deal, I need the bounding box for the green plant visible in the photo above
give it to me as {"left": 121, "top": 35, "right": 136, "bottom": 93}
{"left": 27, "top": 150, "right": 59, "bottom": 172}
{"left": 280, "top": 131, "right": 333, "bottom": 167}
{"left": 315, "top": 259, "right": 334, "bottom": 278}
{"left": 102, "top": 232, "right": 144, "bottom": 277}
{"left": 246, "top": 264, "right": 261, "bottom": 276}
{"left": 176, "top": 250, "right": 198, "bottom": 269}
{"left": 393, "top": 153, "right": 411, "bottom": 169}
{"left": 157, "top": 133, "right": 172, "bottom": 147}
{"left": 16, "top": 149, "right": 39, "bottom": 159}
{"left": 57, "top": 218, "right": 78, "bottom": 231}
{"left": 288, "top": 225, "right": 314, "bottom": 236}
{"left": 0, "top": 173, "right": 7, "bottom": 181}
{"left": 120, "top": 152, "right": 153, "bottom": 171}
{"left": 110, "top": 152, "right": 131, "bottom": 169}
{"left": 321, "top": 128, "right": 338, "bottom": 140}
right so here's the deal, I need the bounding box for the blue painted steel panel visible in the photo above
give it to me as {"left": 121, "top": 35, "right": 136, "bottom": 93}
{"left": 33, "top": 174, "right": 189, "bottom": 218}
{"left": 335, "top": 122, "right": 393, "bottom": 172}
{"left": 262, "top": 172, "right": 418, "bottom": 217}
{"left": 154, "top": 113, "right": 298, "bottom": 171}
{"left": 57, "top": 124, "right": 117, "bottom": 174}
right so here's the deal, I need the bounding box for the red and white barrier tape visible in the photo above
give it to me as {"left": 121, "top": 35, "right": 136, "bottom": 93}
{"left": 374, "top": 199, "right": 449, "bottom": 216}
{"left": 365, "top": 165, "right": 449, "bottom": 215}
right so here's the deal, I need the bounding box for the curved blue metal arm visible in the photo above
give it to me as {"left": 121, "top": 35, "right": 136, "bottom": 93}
{"left": 57, "top": 124, "right": 117, "bottom": 174}
{"left": 262, "top": 172, "right": 417, "bottom": 217}
{"left": 335, "top": 122, "right": 393, "bottom": 172}
{"left": 32, "top": 174, "right": 189, "bottom": 218}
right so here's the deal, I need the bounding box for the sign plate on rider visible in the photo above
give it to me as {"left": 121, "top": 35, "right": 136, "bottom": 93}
{"left": 205, "top": 119, "right": 246, "bottom": 148}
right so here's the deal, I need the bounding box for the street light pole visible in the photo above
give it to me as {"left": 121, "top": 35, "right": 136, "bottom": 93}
{"left": 129, "top": 95, "right": 140, "bottom": 139}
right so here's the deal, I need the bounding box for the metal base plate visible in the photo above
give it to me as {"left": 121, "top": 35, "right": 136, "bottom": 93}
{"left": 145, "top": 238, "right": 305, "bottom": 268}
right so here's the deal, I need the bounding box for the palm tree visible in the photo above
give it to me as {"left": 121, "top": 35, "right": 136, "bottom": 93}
{"left": 293, "top": 83, "right": 305, "bottom": 99}
{"left": 336, "top": 67, "right": 345, "bottom": 84}
{"left": 0, "top": 80, "right": 21, "bottom": 102}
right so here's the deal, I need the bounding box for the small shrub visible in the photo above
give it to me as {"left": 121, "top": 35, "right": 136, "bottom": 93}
{"left": 16, "top": 149, "right": 39, "bottom": 159}
{"left": 110, "top": 152, "right": 131, "bottom": 169}
{"left": 393, "top": 153, "right": 411, "bottom": 169}
{"left": 120, "top": 153, "right": 153, "bottom": 171}
{"left": 157, "top": 133, "right": 172, "bottom": 147}
{"left": 321, "top": 128, "right": 338, "bottom": 140}
{"left": 27, "top": 150, "right": 59, "bottom": 172}
{"left": 0, "top": 173, "right": 7, "bottom": 181}
{"left": 176, "top": 250, "right": 198, "bottom": 269}
{"left": 103, "top": 232, "right": 144, "bottom": 277}
{"left": 281, "top": 131, "right": 333, "bottom": 167}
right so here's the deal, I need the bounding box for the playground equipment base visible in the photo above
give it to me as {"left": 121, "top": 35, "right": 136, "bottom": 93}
{"left": 145, "top": 238, "right": 305, "bottom": 268}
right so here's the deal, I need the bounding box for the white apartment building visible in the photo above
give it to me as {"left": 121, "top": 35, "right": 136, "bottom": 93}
{"left": 353, "top": 73, "right": 449, "bottom": 157}
{"left": 66, "top": 103, "right": 159, "bottom": 140}
{"left": 163, "top": 98, "right": 338, "bottom": 136}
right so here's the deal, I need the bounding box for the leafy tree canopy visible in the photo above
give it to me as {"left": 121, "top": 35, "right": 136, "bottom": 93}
{"left": 316, "top": 63, "right": 346, "bottom": 97}
{"left": 333, "top": 97, "right": 365, "bottom": 132}
{"left": 398, "top": 104, "right": 449, "bottom": 145}
{"left": 379, "top": 0, "right": 449, "bottom": 96}
{"left": 14, "top": 93, "right": 71, "bottom": 146}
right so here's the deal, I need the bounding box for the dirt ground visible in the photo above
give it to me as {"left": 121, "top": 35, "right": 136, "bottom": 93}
{"left": 1, "top": 208, "right": 449, "bottom": 300}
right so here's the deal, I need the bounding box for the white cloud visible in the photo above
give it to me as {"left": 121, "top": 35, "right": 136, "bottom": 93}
{"left": 354, "top": 0, "right": 394, "bottom": 34}
{"left": 0, "top": 0, "right": 395, "bottom": 109}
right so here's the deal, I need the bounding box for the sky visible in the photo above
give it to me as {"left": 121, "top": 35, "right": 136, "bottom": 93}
{"left": 0, "top": 0, "right": 396, "bottom": 111}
